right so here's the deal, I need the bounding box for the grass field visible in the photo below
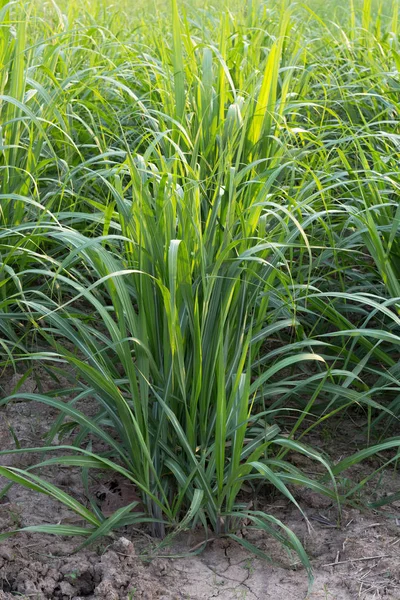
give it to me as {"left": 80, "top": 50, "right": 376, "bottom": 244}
{"left": 1, "top": 0, "right": 400, "bottom": 584}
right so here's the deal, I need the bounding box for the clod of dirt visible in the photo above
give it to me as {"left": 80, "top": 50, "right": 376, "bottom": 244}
{"left": 60, "top": 558, "right": 95, "bottom": 595}
{"left": 0, "top": 547, "right": 13, "bottom": 562}
{"left": 149, "top": 558, "right": 169, "bottom": 577}
{"left": 0, "top": 537, "right": 164, "bottom": 600}
{"left": 112, "top": 536, "right": 136, "bottom": 556}
{"left": 59, "top": 580, "right": 77, "bottom": 597}
{"left": 94, "top": 579, "right": 120, "bottom": 600}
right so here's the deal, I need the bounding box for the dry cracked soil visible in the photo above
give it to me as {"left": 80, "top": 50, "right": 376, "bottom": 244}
{"left": 0, "top": 369, "right": 399, "bottom": 600}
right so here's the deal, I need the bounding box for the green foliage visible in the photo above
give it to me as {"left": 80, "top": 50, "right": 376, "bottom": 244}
{"left": 0, "top": 0, "right": 400, "bottom": 586}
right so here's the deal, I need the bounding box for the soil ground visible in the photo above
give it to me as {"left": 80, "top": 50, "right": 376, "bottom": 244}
{"left": 0, "top": 370, "right": 399, "bottom": 599}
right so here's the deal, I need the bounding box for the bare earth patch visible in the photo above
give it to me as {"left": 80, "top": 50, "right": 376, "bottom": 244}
{"left": 1, "top": 371, "right": 399, "bottom": 599}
